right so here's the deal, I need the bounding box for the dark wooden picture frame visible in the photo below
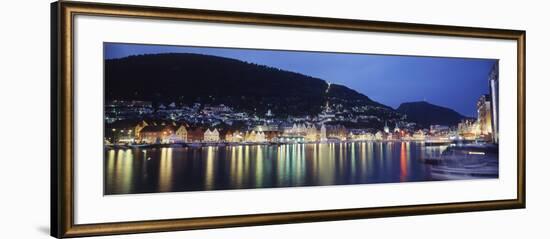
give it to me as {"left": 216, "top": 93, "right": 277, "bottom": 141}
{"left": 51, "top": 1, "right": 526, "bottom": 238}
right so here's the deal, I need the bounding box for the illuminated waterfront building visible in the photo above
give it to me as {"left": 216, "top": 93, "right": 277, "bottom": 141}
{"left": 266, "top": 131, "right": 280, "bottom": 141}
{"left": 384, "top": 121, "right": 390, "bottom": 133}
{"left": 348, "top": 132, "right": 355, "bottom": 140}
{"left": 299, "top": 124, "right": 307, "bottom": 134}
{"left": 245, "top": 131, "right": 255, "bottom": 142}
{"left": 402, "top": 133, "right": 413, "bottom": 141}
{"left": 134, "top": 120, "right": 149, "bottom": 139}
{"left": 187, "top": 128, "right": 205, "bottom": 142}
{"left": 225, "top": 130, "right": 234, "bottom": 142}
{"left": 231, "top": 130, "right": 244, "bottom": 142}
{"left": 285, "top": 123, "right": 302, "bottom": 135}
{"left": 254, "top": 124, "right": 281, "bottom": 141}
{"left": 139, "top": 125, "right": 175, "bottom": 144}
{"left": 430, "top": 125, "right": 450, "bottom": 135}
{"left": 366, "top": 133, "right": 375, "bottom": 140}
{"left": 319, "top": 124, "right": 327, "bottom": 142}
{"left": 253, "top": 124, "right": 278, "bottom": 132}
{"left": 476, "top": 94, "right": 493, "bottom": 140}
{"left": 305, "top": 124, "right": 318, "bottom": 142}
{"left": 394, "top": 122, "right": 400, "bottom": 133}
{"left": 107, "top": 128, "right": 135, "bottom": 144}
{"left": 348, "top": 129, "right": 371, "bottom": 141}
{"left": 174, "top": 124, "right": 188, "bottom": 142}
{"left": 255, "top": 131, "right": 267, "bottom": 142}
{"left": 327, "top": 125, "right": 347, "bottom": 141}
{"left": 412, "top": 130, "right": 425, "bottom": 140}
{"left": 284, "top": 123, "right": 315, "bottom": 139}
{"left": 489, "top": 62, "right": 499, "bottom": 143}
{"left": 458, "top": 119, "right": 479, "bottom": 140}
{"left": 349, "top": 130, "right": 377, "bottom": 141}
{"left": 240, "top": 131, "right": 267, "bottom": 143}
{"left": 204, "top": 128, "right": 220, "bottom": 142}
{"left": 375, "top": 131, "right": 384, "bottom": 141}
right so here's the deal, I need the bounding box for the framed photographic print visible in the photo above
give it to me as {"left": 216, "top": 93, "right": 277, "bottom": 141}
{"left": 51, "top": 1, "right": 526, "bottom": 238}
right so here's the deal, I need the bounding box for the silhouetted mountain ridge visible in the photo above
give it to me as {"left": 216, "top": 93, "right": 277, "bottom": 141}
{"left": 397, "top": 101, "right": 468, "bottom": 127}
{"left": 105, "top": 53, "right": 392, "bottom": 117}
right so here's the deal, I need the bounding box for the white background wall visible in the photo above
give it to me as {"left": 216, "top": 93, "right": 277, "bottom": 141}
{"left": 0, "top": 0, "right": 546, "bottom": 238}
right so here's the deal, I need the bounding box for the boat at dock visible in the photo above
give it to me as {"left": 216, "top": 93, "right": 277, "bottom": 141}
{"left": 424, "top": 143, "right": 498, "bottom": 180}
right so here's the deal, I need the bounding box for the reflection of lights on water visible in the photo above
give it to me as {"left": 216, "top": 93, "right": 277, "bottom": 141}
{"left": 468, "top": 151, "right": 485, "bottom": 155}
{"left": 230, "top": 146, "right": 237, "bottom": 186}
{"left": 111, "top": 149, "right": 134, "bottom": 194}
{"left": 205, "top": 147, "right": 215, "bottom": 190}
{"left": 314, "top": 143, "right": 335, "bottom": 186}
{"left": 366, "top": 142, "right": 374, "bottom": 175}
{"left": 243, "top": 146, "right": 250, "bottom": 186}
{"left": 377, "top": 142, "right": 384, "bottom": 164}
{"left": 141, "top": 149, "right": 147, "bottom": 160}
{"left": 105, "top": 142, "right": 456, "bottom": 193}
{"left": 294, "top": 144, "right": 300, "bottom": 183}
{"left": 277, "top": 145, "right": 286, "bottom": 186}
{"left": 158, "top": 148, "right": 173, "bottom": 192}
{"left": 285, "top": 145, "right": 293, "bottom": 183}
{"left": 400, "top": 142, "right": 408, "bottom": 181}
{"left": 336, "top": 143, "right": 344, "bottom": 177}
{"left": 360, "top": 142, "right": 367, "bottom": 178}
{"left": 385, "top": 142, "right": 393, "bottom": 162}
{"left": 114, "top": 150, "right": 124, "bottom": 189}
{"left": 236, "top": 146, "right": 244, "bottom": 188}
{"left": 350, "top": 143, "right": 356, "bottom": 178}
{"left": 255, "top": 146, "right": 263, "bottom": 187}
{"left": 311, "top": 144, "right": 320, "bottom": 177}
{"left": 106, "top": 150, "right": 116, "bottom": 191}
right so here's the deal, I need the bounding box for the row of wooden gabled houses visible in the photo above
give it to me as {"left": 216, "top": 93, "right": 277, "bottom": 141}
{"left": 107, "top": 119, "right": 345, "bottom": 144}
{"left": 105, "top": 119, "right": 431, "bottom": 145}
{"left": 130, "top": 120, "right": 281, "bottom": 144}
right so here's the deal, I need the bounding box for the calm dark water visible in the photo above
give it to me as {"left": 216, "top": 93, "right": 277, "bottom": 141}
{"left": 105, "top": 142, "right": 447, "bottom": 195}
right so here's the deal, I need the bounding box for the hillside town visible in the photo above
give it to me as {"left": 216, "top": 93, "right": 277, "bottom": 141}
{"left": 105, "top": 63, "right": 499, "bottom": 147}
{"left": 105, "top": 93, "right": 496, "bottom": 147}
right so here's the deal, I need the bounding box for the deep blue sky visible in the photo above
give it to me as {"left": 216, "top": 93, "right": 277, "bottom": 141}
{"left": 105, "top": 43, "right": 497, "bottom": 117}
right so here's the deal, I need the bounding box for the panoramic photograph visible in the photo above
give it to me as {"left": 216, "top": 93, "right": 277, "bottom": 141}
{"left": 103, "top": 42, "right": 499, "bottom": 195}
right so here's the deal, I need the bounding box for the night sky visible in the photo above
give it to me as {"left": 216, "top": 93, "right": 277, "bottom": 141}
{"left": 105, "top": 43, "right": 497, "bottom": 117}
